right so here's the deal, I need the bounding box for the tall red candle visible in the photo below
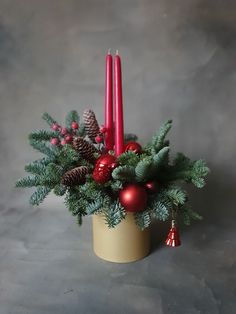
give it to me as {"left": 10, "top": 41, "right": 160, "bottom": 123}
{"left": 104, "top": 50, "right": 113, "bottom": 151}
{"left": 114, "top": 51, "right": 124, "bottom": 156}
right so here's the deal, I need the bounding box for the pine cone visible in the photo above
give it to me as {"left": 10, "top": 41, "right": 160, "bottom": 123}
{"left": 61, "top": 166, "right": 89, "bottom": 186}
{"left": 73, "top": 137, "right": 99, "bottom": 163}
{"left": 83, "top": 109, "right": 100, "bottom": 142}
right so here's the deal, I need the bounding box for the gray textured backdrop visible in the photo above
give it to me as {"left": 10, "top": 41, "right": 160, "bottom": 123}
{"left": 0, "top": 1, "right": 236, "bottom": 313}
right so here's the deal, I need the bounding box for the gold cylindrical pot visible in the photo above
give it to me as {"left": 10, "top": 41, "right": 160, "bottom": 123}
{"left": 92, "top": 212, "right": 151, "bottom": 263}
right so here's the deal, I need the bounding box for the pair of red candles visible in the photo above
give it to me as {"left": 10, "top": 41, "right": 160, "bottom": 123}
{"left": 104, "top": 50, "right": 124, "bottom": 156}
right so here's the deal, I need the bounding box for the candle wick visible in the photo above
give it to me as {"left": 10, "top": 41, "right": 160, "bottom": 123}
{"left": 116, "top": 49, "right": 119, "bottom": 55}
{"left": 108, "top": 48, "right": 111, "bottom": 54}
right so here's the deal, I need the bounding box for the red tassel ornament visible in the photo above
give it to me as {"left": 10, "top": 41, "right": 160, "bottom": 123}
{"left": 165, "top": 220, "right": 181, "bottom": 247}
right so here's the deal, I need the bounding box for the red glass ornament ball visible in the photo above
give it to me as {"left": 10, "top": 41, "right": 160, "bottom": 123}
{"left": 124, "top": 141, "right": 142, "bottom": 154}
{"left": 71, "top": 122, "right": 79, "bottom": 129}
{"left": 119, "top": 184, "right": 147, "bottom": 212}
{"left": 92, "top": 154, "right": 117, "bottom": 184}
{"left": 145, "top": 181, "right": 158, "bottom": 194}
{"left": 95, "top": 153, "right": 117, "bottom": 169}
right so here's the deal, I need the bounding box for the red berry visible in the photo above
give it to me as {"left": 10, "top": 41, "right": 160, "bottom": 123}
{"left": 61, "top": 127, "right": 68, "bottom": 135}
{"left": 65, "top": 134, "right": 73, "bottom": 143}
{"left": 95, "top": 135, "right": 103, "bottom": 143}
{"left": 71, "top": 122, "right": 79, "bottom": 129}
{"left": 50, "top": 137, "right": 59, "bottom": 145}
{"left": 100, "top": 125, "right": 107, "bottom": 133}
{"left": 51, "top": 123, "right": 60, "bottom": 131}
{"left": 61, "top": 139, "right": 67, "bottom": 145}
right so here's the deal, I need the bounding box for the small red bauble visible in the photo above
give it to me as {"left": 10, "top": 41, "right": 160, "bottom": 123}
{"left": 61, "top": 139, "right": 67, "bottom": 145}
{"left": 145, "top": 181, "right": 158, "bottom": 194}
{"left": 124, "top": 141, "right": 142, "bottom": 154}
{"left": 93, "top": 154, "right": 117, "bottom": 184}
{"left": 50, "top": 137, "right": 59, "bottom": 145}
{"left": 65, "top": 134, "right": 73, "bottom": 143}
{"left": 51, "top": 123, "right": 60, "bottom": 131}
{"left": 71, "top": 122, "right": 79, "bottom": 129}
{"left": 100, "top": 125, "right": 107, "bottom": 133}
{"left": 61, "top": 127, "right": 68, "bottom": 135}
{"left": 95, "top": 135, "right": 103, "bottom": 143}
{"left": 119, "top": 184, "right": 147, "bottom": 212}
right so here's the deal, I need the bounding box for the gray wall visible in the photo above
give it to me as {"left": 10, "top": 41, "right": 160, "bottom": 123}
{"left": 0, "top": 1, "right": 236, "bottom": 313}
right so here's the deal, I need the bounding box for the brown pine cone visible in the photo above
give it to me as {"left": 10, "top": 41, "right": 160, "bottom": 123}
{"left": 61, "top": 166, "right": 89, "bottom": 186}
{"left": 73, "top": 137, "right": 99, "bottom": 163}
{"left": 83, "top": 109, "right": 100, "bottom": 143}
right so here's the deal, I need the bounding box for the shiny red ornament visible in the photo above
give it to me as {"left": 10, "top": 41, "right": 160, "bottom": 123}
{"left": 95, "top": 135, "right": 103, "bottom": 143}
{"left": 71, "top": 122, "right": 79, "bottom": 129}
{"left": 92, "top": 154, "right": 118, "bottom": 184}
{"left": 165, "top": 220, "right": 181, "bottom": 247}
{"left": 124, "top": 141, "right": 142, "bottom": 154}
{"left": 145, "top": 181, "right": 158, "bottom": 194}
{"left": 119, "top": 184, "right": 147, "bottom": 212}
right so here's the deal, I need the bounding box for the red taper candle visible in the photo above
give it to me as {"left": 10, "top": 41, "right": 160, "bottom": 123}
{"left": 114, "top": 51, "right": 124, "bottom": 156}
{"left": 104, "top": 49, "right": 113, "bottom": 151}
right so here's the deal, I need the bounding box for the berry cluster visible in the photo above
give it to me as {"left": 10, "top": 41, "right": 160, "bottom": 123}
{"left": 50, "top": 121, "right": 79, "bottom": 146}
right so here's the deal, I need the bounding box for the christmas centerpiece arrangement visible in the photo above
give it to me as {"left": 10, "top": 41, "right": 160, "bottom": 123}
{"left": 16, "top": 51, "right": 209, "bottom": 262}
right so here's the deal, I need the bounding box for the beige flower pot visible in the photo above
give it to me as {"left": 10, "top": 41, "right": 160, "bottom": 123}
{"left": 92, "top": 212, "right": 151, "bottom": 263}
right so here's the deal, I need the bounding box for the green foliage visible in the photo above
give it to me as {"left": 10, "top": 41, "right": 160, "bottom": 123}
{"left": 135, "top": 157, "right": 154, "bottom": 182}
{"left": 191, "top": 160, "right": 210, "bottom": 188}
{"left": 161, "top": 153, "right": 210, "bottom": 187}
{"left": 42, "top": 112, "right": 57, "bottom": 127}
{"left": 103, "top": 201, "right": 126, "bottom": 228}
{"left": 165, "top": 187, "right": 186, "bottom": 206}
{"left": 110, "top": 180, "right": 123, "bottom": 193}
{"left": 39, "top": 163, "right": 63, "bottom": 186}
{"left": 78, "top": 122, "right": 86, "bottom": 137}
{"left": 112, "top": 165, "right": 135, "bottom": 182}
{"left": 86, "top": 199, "right": 103, "bottom": 215}
{"left": 30, "top": 186, "right": 52, "bottom": 205}
{"left": 54, "top": 184, "right": 67, "bottom": 196}
{"left": 153, "top": 146, "right": 170, "bottom": 170}
{"left": 65, "top": 110, "right": 79, "bottom": 129}
{"left": 29, "top": 138, "right": 60, "bottom": 158}
{"left": 64, "top": 187, "right": 87, "bottom": 217}
{"left": 25, "top": 157, "right": 54, "bottom": 174}
{"left": 179, "top": 204, "right": 202, "bottom": 225}
{"left": 29, "top": 130, "right": 58, "bottom": 141}
{"left": 135, "top": 210, "right": 151, "bottom": 230}
{"left": 150, "top": 120, "right": 172, "bottom": 154}
{"left": 16, "top": 175, "right": 40, "bottom": 188}
{"left": 117, "top": 151, "right": 140, "bottom": 167}
{"left": 149, "top": 189, "right": 172, "bottom": 221}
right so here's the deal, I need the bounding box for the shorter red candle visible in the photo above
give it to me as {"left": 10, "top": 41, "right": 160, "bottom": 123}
{"left": 114, "top": 51, "right": 124, "bottom": 156}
